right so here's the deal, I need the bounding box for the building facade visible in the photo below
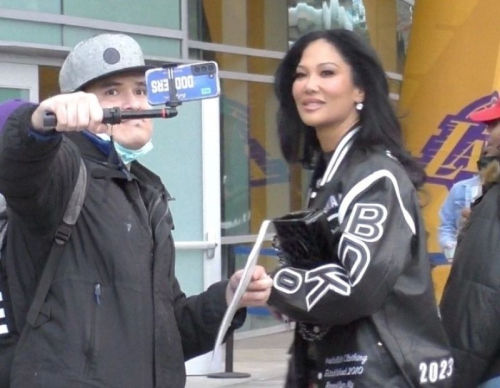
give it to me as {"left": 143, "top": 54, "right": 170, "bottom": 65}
{"left": 0, "top": 0, "right": 413, "bottom": 362}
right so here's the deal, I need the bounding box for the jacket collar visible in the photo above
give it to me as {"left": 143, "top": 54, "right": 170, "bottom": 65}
{"left": 319, "top": 126, "right": 360, "bottom": 187}
{"left": 65, "top": 131, "right": 117, "bottom": 163}
{"left": 64, "top": 132, "right": 165, "bottom": 192}
{"left": 307, "top": 126, "right": 360, "bottom": 205}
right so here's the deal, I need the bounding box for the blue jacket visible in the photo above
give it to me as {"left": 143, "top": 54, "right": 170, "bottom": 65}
{"left": 438, "top": 175, "right": 481, "bottom": 250}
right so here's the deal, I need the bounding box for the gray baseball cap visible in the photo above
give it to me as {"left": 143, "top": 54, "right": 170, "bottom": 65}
{"left": 59, "top": 33, "right": 152, "bottom": 93}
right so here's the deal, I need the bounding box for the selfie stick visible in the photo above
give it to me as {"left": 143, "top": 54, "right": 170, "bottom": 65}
{"left": 42, "top": 63, "right": 183, "bottom": 130}
{"left": 42, "top": 106, "right": 178, "bottom": 129}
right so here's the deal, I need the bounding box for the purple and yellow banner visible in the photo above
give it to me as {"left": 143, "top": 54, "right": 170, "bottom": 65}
{"left": 399, "top": 0, "right": 500, "bottom": 256}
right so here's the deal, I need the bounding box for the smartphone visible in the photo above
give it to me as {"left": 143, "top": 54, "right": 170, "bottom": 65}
{"left": 145, "top": 61, "right": 220, "bottom": 106}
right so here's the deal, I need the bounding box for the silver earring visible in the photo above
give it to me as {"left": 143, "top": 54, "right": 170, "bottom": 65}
{"left": 356, "top": 102, "right": 364, "bottom": 111}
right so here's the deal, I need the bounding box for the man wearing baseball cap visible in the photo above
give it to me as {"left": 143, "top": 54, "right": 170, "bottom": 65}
{"left": 0, "top": 34, "right": 272, "bottom": 388}
{"left": 440, "top": 96, "right": 500, "bottom": 388}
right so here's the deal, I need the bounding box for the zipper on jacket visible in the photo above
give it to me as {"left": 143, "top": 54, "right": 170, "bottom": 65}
{"left": 120, "top": 165, "right": 132, "bottom": 181}
{"left": 151, "top": 191, "right": 172, "bottom": 238}
{"left": 85, "top": 283, "right": 101, "bottom": 377}
{"left": 95, "top": 283, "right": 101, "bottom": 305}
{"left": 106, "top": 138, "right": 132, "bottom": 181}
{"left": 141, "top": 189, "right": 171, "bottom": 386}
{"left": 138, "top": 187, "right": 171, "bottom": 246}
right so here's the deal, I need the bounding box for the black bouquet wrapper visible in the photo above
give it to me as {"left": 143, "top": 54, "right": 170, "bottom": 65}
{"left": 272, "top": 209, "right": 341, "bottom": 270}
{"left": 271, "top": 209, "right": 342, "bottom": 341}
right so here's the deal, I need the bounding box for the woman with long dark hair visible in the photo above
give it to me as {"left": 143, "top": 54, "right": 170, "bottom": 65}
{"left": 268, "top": 29, "right": 452, "bottom": 388}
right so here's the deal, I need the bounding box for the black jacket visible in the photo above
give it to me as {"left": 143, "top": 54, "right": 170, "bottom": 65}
{"left": 268, "top": 129, "right": 453, "bottom": 388}
{"left": 0, "top": 101, "right": 242, "bottom": 388}
{"left": 440, "top": 164, "right": 500, "bottom": 387}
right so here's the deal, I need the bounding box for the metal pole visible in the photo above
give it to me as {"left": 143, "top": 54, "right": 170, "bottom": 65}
{"left": 207, "top": 245, "right": 250, "bottom": 379}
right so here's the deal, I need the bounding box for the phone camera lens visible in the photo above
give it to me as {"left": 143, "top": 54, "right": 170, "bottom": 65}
{"left": 194, "top": 67, "right": 200, "bottom": 73}
{"left": 208, "top": 64, "right": 214, "bottom": 71}
{"left": 202, "top": 66, "right": 207, "bottom": 72}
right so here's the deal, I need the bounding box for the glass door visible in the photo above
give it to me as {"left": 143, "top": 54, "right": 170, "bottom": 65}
{"left": 141, "top": 98, "right": 222, "bottom": 375}
{"left": 0, "top": 62, "right": 39, "bottom": 102}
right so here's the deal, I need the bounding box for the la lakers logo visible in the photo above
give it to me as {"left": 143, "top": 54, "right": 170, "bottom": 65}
{"left": 418, "top": 93, "right": 496, "bottom": 189}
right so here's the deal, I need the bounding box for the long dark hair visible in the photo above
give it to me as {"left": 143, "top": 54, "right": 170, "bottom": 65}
{"left": 274, "top": 29, "right": 425, "bottom": 188}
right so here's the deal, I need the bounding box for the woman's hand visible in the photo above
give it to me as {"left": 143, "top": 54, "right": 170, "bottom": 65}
{"left": 225, "top": 265, "right": 273, "bottom": 308}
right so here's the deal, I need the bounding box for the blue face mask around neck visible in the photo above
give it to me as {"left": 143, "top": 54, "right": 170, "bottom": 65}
{"left": 96, "top": 133, "right": 153, "bottom": 164}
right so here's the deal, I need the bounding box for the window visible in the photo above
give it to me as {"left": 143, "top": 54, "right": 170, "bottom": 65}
{"left": 188, "top": 0, "right": 288, "bottom": 51}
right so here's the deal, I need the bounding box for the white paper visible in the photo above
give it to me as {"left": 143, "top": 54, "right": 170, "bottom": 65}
{"left": 211, "top": 220, "right": 272, "bottom": 367}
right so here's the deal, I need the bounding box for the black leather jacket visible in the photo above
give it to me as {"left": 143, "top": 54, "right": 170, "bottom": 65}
{"left": 269, "top": 129, "right": 453, "bottom": 388}
{"left": 440, "top": 178, "right": 500, "bottom": 387}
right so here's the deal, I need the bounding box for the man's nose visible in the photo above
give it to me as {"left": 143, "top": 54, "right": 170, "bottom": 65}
{"left": 121, "top": 91, "right": 143, "bottom": 110}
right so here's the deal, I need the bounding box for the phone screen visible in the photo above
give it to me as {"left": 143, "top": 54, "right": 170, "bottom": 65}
{"left": 145, "top": 61, "right": 220, "bottom": 106}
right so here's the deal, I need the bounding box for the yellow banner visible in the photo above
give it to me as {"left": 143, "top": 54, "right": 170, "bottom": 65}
{"left": 398, "top": 0, "right": 500, "bottom": 257}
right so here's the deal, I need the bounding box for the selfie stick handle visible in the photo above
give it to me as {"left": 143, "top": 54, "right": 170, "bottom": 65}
{"left": 42, "top": 107, "right": 178, "bottom": 129}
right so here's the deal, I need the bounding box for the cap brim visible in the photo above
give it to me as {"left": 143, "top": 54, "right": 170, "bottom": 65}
{"left": 469, "top": 104, "right": 500, "bottom": 123}
{"left": 76, "top": 65, "right": 154, "bottom": 92}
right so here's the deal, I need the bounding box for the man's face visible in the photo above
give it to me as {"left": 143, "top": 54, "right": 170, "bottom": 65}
{"left": 85, "top": 72, "right": 152, "bottom": 150}
{"left": 484, "top": 119, "right": 500, "bottom": 157}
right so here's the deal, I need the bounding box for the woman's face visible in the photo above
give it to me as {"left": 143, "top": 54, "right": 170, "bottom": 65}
{"left": 292, "top": 39, "right": 364, "bottom": 133}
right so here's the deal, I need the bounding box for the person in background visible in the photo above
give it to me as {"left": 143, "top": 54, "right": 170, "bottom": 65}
{"left": 267, "top": 29, "right": 452, "bottom": 388}
{"left": 440, "top": 98, "right": 500, "bottom": 388}
{"left": 0, "top": 33, "right": 272, "bottom": 388}
{"left": 438, "top": 172, "right": 481, "bottom": 261}
{"left": 439, "top": 115, "right": 500, "bottom": 262}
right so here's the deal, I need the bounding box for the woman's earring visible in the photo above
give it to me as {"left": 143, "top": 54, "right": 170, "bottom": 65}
{"left": 356, "top": 102, "right": 364, "bottom": 111}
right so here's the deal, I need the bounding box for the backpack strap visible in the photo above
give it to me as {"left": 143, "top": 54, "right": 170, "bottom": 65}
{"left": 26, "top": 159, "right": 88, "bottom": 327}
